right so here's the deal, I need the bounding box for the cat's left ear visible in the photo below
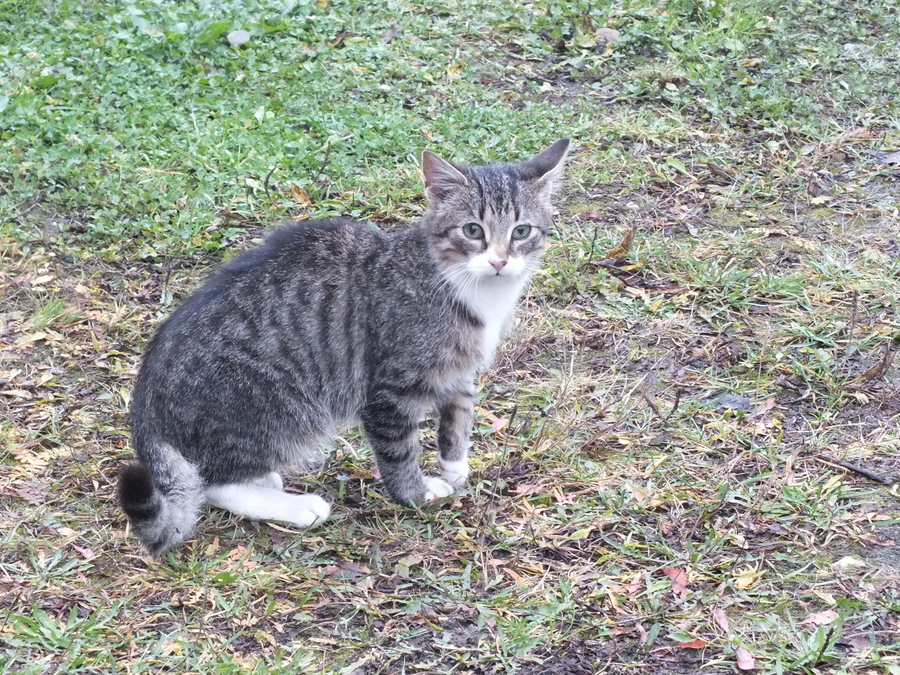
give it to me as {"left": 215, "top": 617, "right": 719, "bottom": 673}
{"left": 523, "top": 138, "right": 570, "bottom": 198}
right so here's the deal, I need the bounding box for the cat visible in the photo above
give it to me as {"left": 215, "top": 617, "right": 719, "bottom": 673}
{"left": 118, "top": 139, "right": 570, "bottom": 557}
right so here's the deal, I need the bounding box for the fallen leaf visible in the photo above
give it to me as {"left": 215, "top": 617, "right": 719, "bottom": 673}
{"left": 663, "top": 567, "right": 689, "bottom": 599}
{"left": 504, "top": 567, "right": 523, "bottom": 583}
{"left": 601, "top": 227, "right": 636, "bottom": 261}
{"left": 382, "top": 23, "right": 402, "bottom": 42}
{"left": 712, "top": 607, "right": 730, "bottom": 633}
{"left": 16, "top": 332, "right": 49, "bottom": 345}
{"left": 486, "top": 413, "right": 507, "bottom": 431}
{"left": 14, "top": 482, "right": 49, "bottom": 505}
{"left": 72, "top": 544, "right": 96, "bottom": 560}
{"left": 831, "top": 556, "right": 866, "bottom": 574}
{"left": 290, "top": 183, "right": 312, "bottom": 206}
{"left": 578, "top": 211, "right": 605, "bottom": 221}
{"left": 596, "top": 27, "right": 621, "bottom": 45}
{"left": 677, "top": 638, "right": 709, "bottom": 649}
{"left": 2, "top": 389, "right": 32, "bottom": 399}
{"left": 734, "top": 566, "right": 762, "bottom": 590}
{"left": 848, "top": 635, "right": 871, "bottom": 650}
{"left": 874, "top": 150, "right": 900, "bottom": 165}
{"left": 205, "top": 536, "right": 220, "bottom": 557}
{"left": 749, "top": 398, "right": 776, "bottom": 418}
{"left": 803, "top": 610, "right": 839, "bottom": 626}
{"left": 625, "top": 571, "right": 642, "bottom": 596}
{"left": 623, "top": 482, "right": 665, "bottom": 508}
{"left": 736, "top": 647, "right": 755, "bottom": 671}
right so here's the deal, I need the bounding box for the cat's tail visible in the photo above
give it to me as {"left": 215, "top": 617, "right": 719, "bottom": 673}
{"left": 118, "top": 443, "right": 204, "bottom": 558}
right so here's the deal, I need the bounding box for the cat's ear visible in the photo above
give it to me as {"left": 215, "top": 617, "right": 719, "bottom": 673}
{"left": 523, "top": 138, "right": 570, "bottom": 198}
{"left": 422, "top": 150, "right": 468, "bottom": 202}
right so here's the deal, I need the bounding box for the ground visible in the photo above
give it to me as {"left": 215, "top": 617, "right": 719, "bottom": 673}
{"left": 1, "top": 0, "right": 899, "bottom": 673}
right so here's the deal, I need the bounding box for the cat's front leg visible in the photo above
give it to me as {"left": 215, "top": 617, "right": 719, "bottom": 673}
{"left": 437, "top": 391, "right": 474, "bottom": 488}
{"left": 362, "top": 394, "right": 454, "bottom": 504}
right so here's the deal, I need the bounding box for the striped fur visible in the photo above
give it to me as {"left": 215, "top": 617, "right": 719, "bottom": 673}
{"left": 119, "top": 139, "right": 570, "bottom": 557}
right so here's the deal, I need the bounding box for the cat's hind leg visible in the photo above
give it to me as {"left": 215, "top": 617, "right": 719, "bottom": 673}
{"left": 249, "top": 472, "right": 283, "bottom": 490}
{"left": 205, "top": 483, "right": 330, "bottom": 528}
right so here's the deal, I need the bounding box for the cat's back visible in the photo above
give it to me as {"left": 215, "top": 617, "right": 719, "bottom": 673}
{"left": 134, "top": 218, "right": 384, "bottom": 412}
{"left": 153, "top": 218, "right": 382, "bottom": 336}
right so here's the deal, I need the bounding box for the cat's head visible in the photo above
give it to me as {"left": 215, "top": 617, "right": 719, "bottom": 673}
{"left": 421, "top": 139, "right": 570, "bottom": 285}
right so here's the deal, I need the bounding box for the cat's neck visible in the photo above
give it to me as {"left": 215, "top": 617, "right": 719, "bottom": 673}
{"left": 451, "top": 275, "right": 527, "bottom": 365}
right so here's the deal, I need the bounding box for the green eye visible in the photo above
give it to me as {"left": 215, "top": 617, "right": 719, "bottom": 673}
{"left": 512, "top": 224, "right": 532, "bottom": 240}
{"left": 462, "top": 222, "right": 484, "bottom": 239}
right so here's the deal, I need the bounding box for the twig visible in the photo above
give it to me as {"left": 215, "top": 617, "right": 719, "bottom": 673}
{"left": 848, "top": 340, "right": 895, "bottom": 387}
{"left": 581, "top": 226, "right": 599, "bottom": 272}
{"left": 642, "top": 384, "right": 683, "bottom": 425}
{"left": 314, "top": 141, "right": 333, "bottom": 184}
{"left": 813, "top": 625, "right": 837, "bottom": 668}
{"left": 263, "top": 166, "right": 277, "bottom": 199}
{"left": 844, "top": 289, "right": 858, "bottom": 364}
{"left": 0, "top": 590, "right": 22, "bottom": 634}
{"left": 641, "top": 391, "right": 665, "bottom": 423}
{"left": 814, "top": 455, "right": 895, "bottom": 485}
{"left": 663, "top": 387, "right": 683, "bottom": 423}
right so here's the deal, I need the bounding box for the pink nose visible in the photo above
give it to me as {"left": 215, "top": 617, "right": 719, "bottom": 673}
{"left": 490, "top": 260, "right": 507, "bottom": 272}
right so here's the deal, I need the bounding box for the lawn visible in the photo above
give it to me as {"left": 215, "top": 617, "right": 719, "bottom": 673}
{"left": 1, "top": 0, "right": 899, "bottom": 673}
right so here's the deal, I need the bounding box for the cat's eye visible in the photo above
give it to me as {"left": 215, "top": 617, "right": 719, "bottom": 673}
{"left": 462, "top": 223, "right": 484, "bottom": 239}
{"left": 511, "top": 224, "right": 532, "bottom": 240}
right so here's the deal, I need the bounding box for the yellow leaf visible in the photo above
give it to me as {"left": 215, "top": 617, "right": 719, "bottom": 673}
{"left": 290, "top": 183, "right": 312, "bottom": 206}
{"left": 734, "top": 566, "right": 762, "bottom": 590}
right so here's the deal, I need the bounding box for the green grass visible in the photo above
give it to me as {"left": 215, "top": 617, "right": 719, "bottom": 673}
{"left": 2, "top": 0, "right": 900, "bottom": 673}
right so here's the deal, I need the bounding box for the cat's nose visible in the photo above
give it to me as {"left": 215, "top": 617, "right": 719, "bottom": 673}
{"left": 490, "top": 259, "right": 507, "bottom": 272}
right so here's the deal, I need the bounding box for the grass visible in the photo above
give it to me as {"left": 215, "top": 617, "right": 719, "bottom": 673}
{"left": 2, "top": 0, "right": 900, "bottom": 673}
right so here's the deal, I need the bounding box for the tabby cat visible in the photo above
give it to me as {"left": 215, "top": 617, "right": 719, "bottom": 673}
{"left": 119, "top": 139, "right": 570, "bottom": 557}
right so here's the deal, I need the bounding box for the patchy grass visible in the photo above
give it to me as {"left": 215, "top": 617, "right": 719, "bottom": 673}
{"left": 2, "top": 0, "right": 900, "bottom": 673}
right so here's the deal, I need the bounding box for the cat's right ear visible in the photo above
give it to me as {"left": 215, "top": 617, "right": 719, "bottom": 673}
{"left": 422, "top": 150, "right": 468, "bottom": 203}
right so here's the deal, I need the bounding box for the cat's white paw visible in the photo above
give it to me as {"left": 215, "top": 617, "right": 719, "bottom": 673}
{"left": 251, "top": 472, "right": 284, "bottom": 490}
{"left": 439, "top": 457, "right": 469, "bottom": 488}
{"left": 423, "top": 476, "right": 455, "bottom": 501}
{"left": 287, "top": 494, "right": 331, "bottom": 528}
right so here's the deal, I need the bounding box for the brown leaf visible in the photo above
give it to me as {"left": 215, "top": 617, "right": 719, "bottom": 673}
{"left": 601, "top": 227, "right": 636, "bottom": 262}
{"left": 595, "top": 27, "right": 621, "bottom": 45}
{"left": 676, "top": 638, "right": 709, "bottom": 649}
{"left": 290, "top": 183, "right": 312, "bottom": 206}
{"left": 803, "top": 610, "right": 839, "bottom": 626}
{"left": 382, "top": 23, "right": 402, "bottom": 43}
{"left": 712, "top": 607, "right": 730, "bottom": 633}
{"left": 749, "top": 398, "right": 776, "bottom": 418}
{"left": 72, "top": 544, "right": 96, "bottom": 560}
{"left": 736, "top": 647, "right": 755, "bottom": 671}
{"left": 848, "top": 635, "right": 871, "bottom": 650}
{"left": 663, "top": 567, "right": 689, "bottom": 599}
{"left": 578, "top": 211, "right": 605, "bottom": 221}
{"left": 610, "top": 626, "right": 635, "bottom": 636}
{"left": 14, "top": 482, "right": 49, "bottom": 505}
{"left": 485, "top": 412, "right": 507, "bottom": 431}
{"left": 625, "top": 571, "right": 642, "bottom": 596}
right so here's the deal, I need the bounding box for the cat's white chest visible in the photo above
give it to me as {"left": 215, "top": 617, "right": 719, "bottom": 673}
{"left": 457, "top": 280, "right": 523, "bottom": 366}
